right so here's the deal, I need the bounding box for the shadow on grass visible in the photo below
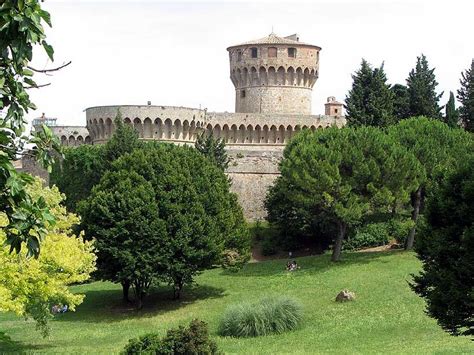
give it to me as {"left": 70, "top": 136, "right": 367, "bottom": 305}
{"left": 0, "top": 332, "right": 53, "bottom": 353}
{"left": 223, "top": 250, "right": 406, "bottom": 277}
{"left": 55, "top": 283, "right": 225, "bottom": 324}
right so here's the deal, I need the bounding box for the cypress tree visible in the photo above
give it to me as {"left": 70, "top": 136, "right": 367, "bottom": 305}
{"left": 443, "top": 91, "right": 459, "bottom": 128}
{"left": 345, "top": 59, "right": 395, "bottom": 127}
{"left": 406, "top": 54, "right": 443, "bottom": 118}
{"left": 195, "top": 132, "right": 230, "bottom": 170}
{"left": 457, "top": 59, "right": 474, "bottom": 132}
{"left": 391, "top": 84, "right": 410, "bottom": 121}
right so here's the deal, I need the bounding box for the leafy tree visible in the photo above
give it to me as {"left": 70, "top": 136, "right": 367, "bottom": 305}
{"left": 1, "top": 0, "right": 63, "bottom": 256}
{"left": 0, "top": 178, "right": 96, "bottom": 336}
{"left": 443, "top": 91, "right": 460, "bottom": 128}
{"left": 81, "top": 143, "right": 249, "bottom": 302}
{"left": 457, "top": 59, "right": 474, "bottom": 132}
{"left": 51, "top": 110, "right": 141, "bottom": 211}
{"left": 345, "top": 59, "right": 395, "bottom": 127}
{"left": 388, "top": 117, "right": 473, "bottom": 249}
{"left": 80, "top": 171, "right": 165, "bottom": 309}
{"left": 267, "top": 126, "right": 423, "bottom": 261}
{"left": 391, "top": 84, "right": 410, "bottom": 121}
{"left": 195, "top": 132, "right": 230, "bottom": 170}
{"left": 406, "top": 54, "right": 443, "bottom": 118}
{"left": 50, "top": 144, "right": 104, "bottom": 211}
{"left": 411, "top": 158, "right": 474, "bottom": 337}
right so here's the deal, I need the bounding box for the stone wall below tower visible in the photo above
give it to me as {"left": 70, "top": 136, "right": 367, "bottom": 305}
{"left": 236, "top": 86, "right": 312, "bottom": 114}
{"left": 226, "top": 146, "right": 283, "bottom": 220}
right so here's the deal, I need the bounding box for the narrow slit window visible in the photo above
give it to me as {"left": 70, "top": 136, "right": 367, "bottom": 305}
{"left": 241, "top": 90, "right": 246, "bottom": 98}
{"left": 237, "top": 50, "right": 242, "bottom": 62}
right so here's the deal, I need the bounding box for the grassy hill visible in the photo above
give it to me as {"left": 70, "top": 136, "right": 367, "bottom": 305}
{"left": 1, "top": 251, "right": 472, "bottom": 354}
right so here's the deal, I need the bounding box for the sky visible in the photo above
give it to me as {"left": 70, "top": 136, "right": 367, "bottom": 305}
{"left": 27, "top": 0, "right": 474, "bottom": 126}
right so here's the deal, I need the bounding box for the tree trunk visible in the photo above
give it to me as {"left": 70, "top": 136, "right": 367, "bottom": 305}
{"left": 136, "top": 292, "right": 143, "bottom": 310}
{"left": 406, "top": 187, "right": 422, "bottom": 250}
{"left": 121, "top": 280, "right": 130, "bottom": 303}
{"left": 132, "top": 281, "right": 144, "bottom": 310}
{"left": 331, "top": 221, "right": 346, "bottom": 262}
{"left": 173, "top": 278, "right": 183, "bottom": 300}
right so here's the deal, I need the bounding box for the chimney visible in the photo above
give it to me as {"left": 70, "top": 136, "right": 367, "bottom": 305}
{"left": 285, "top": 34, "right": 299, "bottom": 42}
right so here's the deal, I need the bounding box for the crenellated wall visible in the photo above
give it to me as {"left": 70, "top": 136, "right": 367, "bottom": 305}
{"left": 52, "top": 126, "right": 91, "bottom": 146}
{"left": 85, "top": 105, "right": 206, "bottom": 144}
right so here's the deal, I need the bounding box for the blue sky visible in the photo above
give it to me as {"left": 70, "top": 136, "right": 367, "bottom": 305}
{"left": 28, "top": 0, "right": 474, "bottom": 125}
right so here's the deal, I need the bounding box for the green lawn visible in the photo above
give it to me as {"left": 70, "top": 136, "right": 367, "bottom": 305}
{"left": 1, "top": 251, "right": 472, "bottom": 354}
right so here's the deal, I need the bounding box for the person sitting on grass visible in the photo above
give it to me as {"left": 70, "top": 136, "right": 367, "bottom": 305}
{"left": 286, "top": 260, "right": 300, "bottom": 271}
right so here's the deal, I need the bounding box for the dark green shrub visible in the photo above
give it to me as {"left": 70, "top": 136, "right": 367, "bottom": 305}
{"left": 123, "top": 319, "right": 219, "bottom": 355}
{"left": 261, "top": 234, "right": 277, "bottom": 256}
{"left": 221, "top": 249, "right": 247, "bottom": 272}
{"left": 388, "top": 218, "right": 414, "bottom": 245}
{"left": 344, "top": 223, "right": 391, "bottom": 250}
{"left": 218, "top": 296, "right": 302, "bottom": 337}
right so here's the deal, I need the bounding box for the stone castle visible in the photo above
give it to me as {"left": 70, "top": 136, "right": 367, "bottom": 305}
{"left": 30, "top": 33, "right": 345, "bottom": 219}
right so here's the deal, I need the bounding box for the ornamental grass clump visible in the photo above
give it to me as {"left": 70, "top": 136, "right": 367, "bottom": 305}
{"left": 218, "top": 296, "right": 302, "bottom": 337}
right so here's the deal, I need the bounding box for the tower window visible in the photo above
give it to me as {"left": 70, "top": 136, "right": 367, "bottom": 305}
{"left": 288, "top": 48, "right": 297, "bottom": 58}
{"left": 251, "top": 47, "right": 258, "bottom": 58}
{"left": 335, "top": 109, "right": 338, "bottom": 114}
{"left": 240, "top": 90, "right": 246, "bottom": 98}
{"left": 237, "top": 50, "right": 242, "bottom": 62}
{"left": 268, "top": 47, "right": 277, "bottom": 58}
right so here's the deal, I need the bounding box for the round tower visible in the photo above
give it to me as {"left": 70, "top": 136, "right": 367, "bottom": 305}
{"left": 227, "top": 33, "right": 321, "bottom": 115}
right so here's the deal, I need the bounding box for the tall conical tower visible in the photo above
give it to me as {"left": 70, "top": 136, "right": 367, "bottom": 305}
{"left": 227, "top": 33, "right": 321, "bottom": 115}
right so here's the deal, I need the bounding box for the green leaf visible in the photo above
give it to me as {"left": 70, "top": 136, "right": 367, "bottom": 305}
{"left": 22, "top": 68, "right": 33, "bottom": 76}
{"left": 38, "top": 9, "right": 52, "bottom": 27}
{"left": 42, "top": 40, "right": 54, "bottom": 61}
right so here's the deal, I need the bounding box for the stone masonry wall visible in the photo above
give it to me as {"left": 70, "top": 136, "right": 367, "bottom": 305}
{"left": 236, "top": 86, "right": 312, "bottom": 114}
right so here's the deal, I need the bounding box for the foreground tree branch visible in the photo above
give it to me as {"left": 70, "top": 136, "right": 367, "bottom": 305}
{"left": 27, "top": 60, "right": 72, "bottom": 74}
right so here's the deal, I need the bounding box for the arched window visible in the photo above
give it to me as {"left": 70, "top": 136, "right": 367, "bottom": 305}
{"left": 250, "top": 47, "right": 258, "bottom": 58}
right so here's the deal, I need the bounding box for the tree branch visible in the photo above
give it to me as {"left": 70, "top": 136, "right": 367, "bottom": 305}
{"left": 25, "top": 83, "right": 51, "bottom": 89}
{"left": 27, "top": 61, "right": 71, "bottom": 74}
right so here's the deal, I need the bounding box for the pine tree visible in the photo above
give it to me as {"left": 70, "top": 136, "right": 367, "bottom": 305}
{"left": 391, "top": 84, "right": 410, "bottom": 121}
{"left": 457, "top": 59, "right": 474, "bottom": 132}
{"left": 443, "top": 91, "right": 459, "bottom": 128}
{"left": 345, "top": 59, "right": 395, "bottom": 127}
{"left": 406, "top": 54, "right": 443, "bottom": 118}
{"left": 195, "top": 132, "right": 230, "bottom": 170}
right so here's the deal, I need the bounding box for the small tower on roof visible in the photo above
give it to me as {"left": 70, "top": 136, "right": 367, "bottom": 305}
{"left": 324, "top": 96, "right": 343, "bottom": 116}
{"left": 227, "top": 33, "right": 321, "bottom": 115}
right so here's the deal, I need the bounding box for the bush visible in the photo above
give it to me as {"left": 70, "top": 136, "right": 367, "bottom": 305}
{"left": 123, "top": 333, "right": 162, "bottom": 354}
{"left": 344, "top": 222, "right": 391, "bottom": 250}
{"left": 221, "top": 249, "right": 247, "bottom": 272}
{"left": 123, "top": 319, "right": 219, "bottom": 355}
{"left": 261, "top": 235, "right": 278, "bottom": 256}
{"left": 388, "top": 218, "right": 414, "bottom": 245}
{"left": 218, "top": 296, "right": 302, "bottom": 337}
